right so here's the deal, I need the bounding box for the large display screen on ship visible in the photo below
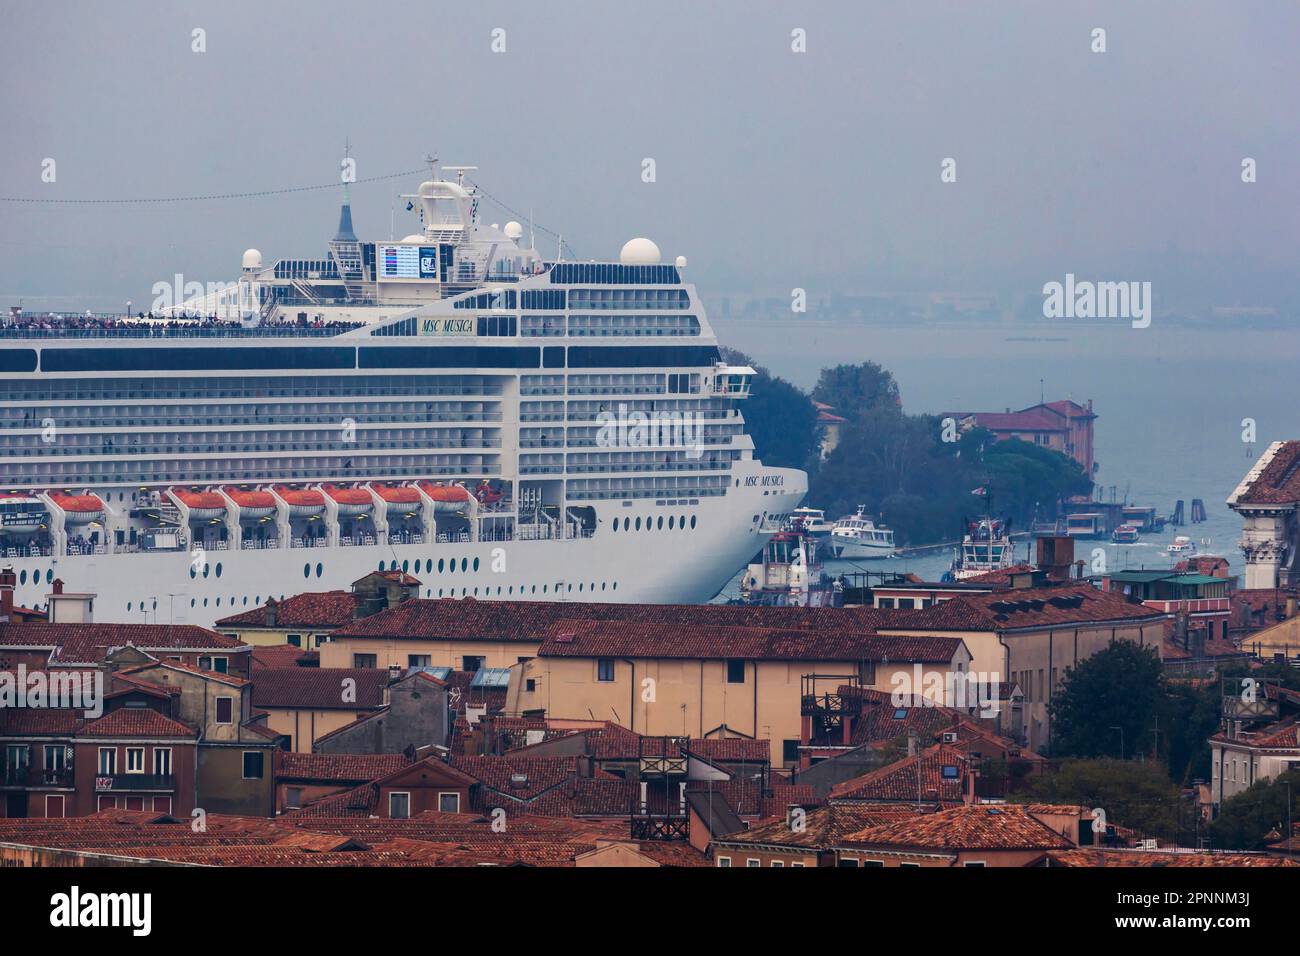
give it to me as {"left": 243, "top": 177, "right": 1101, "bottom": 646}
{"left": 378, "top": 245, "right": 439, "bottom": 280}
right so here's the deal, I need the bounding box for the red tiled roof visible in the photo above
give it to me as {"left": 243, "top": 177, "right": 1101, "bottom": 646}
{"left": 536, "top": 619, "right": 964, "bottom": 663}
{"left": 215, "top": 591, "right": 360, "bottom": 629}
{"left": 277, "top": 752, "right": 412, "bottom": 783}
{"left": 252, "top": 667, "right": 388, "bottom": 710}
{"left": 251, "top": 644, "right": 319, "bottom": 669}
{"left": 80, "top": 708, "right": 197, "bottom": 738}
{"left": 124, "top": 658, "right": 249, "bottom": 687}
{"left": 718, "top": 803, "right": 924, "bottom": 849}
{"left": 830, "top": 744, "right": 971, "bottom": 804}
{"left": 881, "top": 583, "right": 1166, "bottom": 632}
{"left": 960, "top": 563, "right": 1035, "bottom": 585}
{"left": 1047, "top": 848, "right": 1298, "bottom": 868}
{"left": 0, "top": 706, "right": 83, "bottom": 735}
{"left": 946, "top": 410, "right": 1067, "bottom": 433}
{"left": 840, "top": 803, "right": 1073, "bottom": 851}
{"left": 330, "top": 597, "right": 905, "bottom": 643}
{"left": 0, "top": 622, "right": 244, "bottom": 663}
{"left": 1235, "top": 441, "right": 1300, "bottom": 505}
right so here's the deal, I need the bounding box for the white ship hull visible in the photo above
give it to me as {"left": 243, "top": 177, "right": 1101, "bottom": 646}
{"left": 830, "top": 537, "right": 895, "bottom": 560}
{"left": 9, "top": 464, "right": 806, "bottom": 625}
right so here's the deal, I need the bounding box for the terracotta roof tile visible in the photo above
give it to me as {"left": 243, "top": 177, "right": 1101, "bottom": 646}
{"left": 841, "top": 803, "right": 1073, "bottom": 851}
{"left": 830, "top": 744, "right": 971, "bottom": 803}
{"left": 252, "top": 667, "right": 388, "bottom": 710}
{"left": 215, "top": 591, "right": 360, "bottom": 629}
{"left": 276, "top": 752, "right": 412, "bottom": 783}
{"left": 80, "top": 708, "right": 197, "bottom": 738}
{"left": 0, "top": 622, "right": 244, "bottom": 664}
{"left": 1236, "top": 441, "right": 1300, "bottom": 505}
{"left": 882, "top": 583, "right": 1166, "bottom": 632}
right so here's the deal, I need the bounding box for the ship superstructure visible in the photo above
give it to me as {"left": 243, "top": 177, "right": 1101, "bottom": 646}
{"left": 0, "top": 168, "right": 806, "bottom": 623}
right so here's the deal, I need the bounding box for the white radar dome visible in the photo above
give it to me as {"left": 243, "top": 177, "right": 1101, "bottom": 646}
{"left": 619, "top": 237, "right": 661, "bottom": 265}
{"left": 241, "top": 248, "right": 263, "bottom": 270}
{"left": 400, "top": 234, "right": 425, "bottom": 243}
{"left": 503, "top": 221, "right": 524, "bottom": 240}
{"left": 675, "top": 255, "right": 687, "bottom": 269}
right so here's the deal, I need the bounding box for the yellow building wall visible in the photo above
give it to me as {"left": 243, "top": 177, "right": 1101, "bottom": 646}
{"left": 319, "top": 637, "right": 539, "bottom": 671}
{"left": 506, "top": 656, "right": 966, "bottom": 766}
{"left": 261, "top": 706, "right": 379, "bottom": 752}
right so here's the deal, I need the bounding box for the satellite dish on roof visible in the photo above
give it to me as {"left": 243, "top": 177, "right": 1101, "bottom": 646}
{"left": 503, "top": 221, "right": 524, "bottom": 240}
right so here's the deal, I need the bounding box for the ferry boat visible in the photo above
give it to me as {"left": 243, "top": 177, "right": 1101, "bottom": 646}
{"left": 0, "top": 166, "right": 806, "bottom": 623}
{"left": 1166, "top": 536, "right": 1197, "bottom": 557}
{"left": 829, "top": 506, "right": 896, "bottom": 559}
{"left": 947, "top": 516, "right": 1016, "bottom": 580}
{"left": 1110, "top": 524, "right": 1141, "bottom": 544}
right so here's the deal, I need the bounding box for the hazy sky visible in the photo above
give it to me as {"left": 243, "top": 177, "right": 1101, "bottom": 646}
{"left": 3, "top": 0, "right": 1298, "bottom": 314}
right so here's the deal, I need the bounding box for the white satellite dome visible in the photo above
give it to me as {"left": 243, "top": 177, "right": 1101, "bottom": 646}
{"left": 675, "top": 255, "right": 687, "bottom": 269}
{"left": 503, "top": 221, "right": 524, "bottom": 240}
{"left": 400, "top": 234, "right": 425, "bottom": 243}
{"left": 619, "top": 237, "right": 661, "bottom": 265}
{"left": 241, "top": 248, "right": 263, "bottom": 270}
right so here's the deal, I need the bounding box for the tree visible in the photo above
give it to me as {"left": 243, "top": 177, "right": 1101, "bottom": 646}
{"left": 719, "top": 348, "right": 819, "bottom": 472}
{"left": 811, "top": 362, "right": 900, "bottom": 423}
{"left": 1049, "top": 641, "right": 1165, "bottom": 759}
{"left": 1209, "top": 769, "right": 1300, "bottom": 850}
{"left": 1017, "top": 758, "right": 1183, "bottom": 843}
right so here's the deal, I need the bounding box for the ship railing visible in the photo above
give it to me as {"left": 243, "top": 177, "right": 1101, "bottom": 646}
{"left": 2, "top": 545, "right": 56, "bottom": 558}
{"left": 0, "top": 325, "right": 364, "bottom": 340}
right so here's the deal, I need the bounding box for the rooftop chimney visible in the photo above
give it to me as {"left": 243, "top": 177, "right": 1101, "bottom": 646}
{"left": 264, "top": 596, "right": 278, "bottom": 628}
{"left": 0, "top": 566, "right": 15, "bottom": 622}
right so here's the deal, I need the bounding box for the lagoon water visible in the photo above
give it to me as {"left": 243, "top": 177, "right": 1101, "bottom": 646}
{"left": 710, "top": 316, "right": 1300, "bottom": 595}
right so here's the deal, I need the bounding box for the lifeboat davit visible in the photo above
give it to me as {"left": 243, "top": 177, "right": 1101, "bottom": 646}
{"left": 0, "top": 493, "right": 48, "bottom": 533}
{"left": 224, "top": 487, "right": 276, "bottom": 519}
{"left": 373, "top": 484, "right": 422, "bottom": 513}
{"left": 48, "top": 492, "right": 104, "bottom": 524}
{"left": 274, "top": 486, "right": 325, "bottom": 517}
{"left": 170, "top": 488, "right": 228, "bottom": 521}
{"left": 418, "top": 482, "right": 473, "bottom": 514}
{"left": 323, "top": 485, "right": 373, "bottom": 516}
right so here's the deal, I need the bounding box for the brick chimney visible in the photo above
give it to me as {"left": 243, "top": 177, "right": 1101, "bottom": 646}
{"left": 0, "top": 566, "right": 15, "bottom": 622}
{"left": 264, "top": 596, "right": 278, "bottom": 628}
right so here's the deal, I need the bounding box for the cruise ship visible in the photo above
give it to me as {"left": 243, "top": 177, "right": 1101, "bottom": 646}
{"left": 0, "top": 167, "right": 806, "bottom": 624}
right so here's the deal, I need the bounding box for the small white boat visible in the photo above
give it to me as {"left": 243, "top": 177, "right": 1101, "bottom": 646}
{"left": 1166, "top": 535, "right": 1196, "bottom": 556}
{"left": 788, "top": 507, "right": 833, "bottom": 538}
{"left": 948, "top": 516, "right": 1016, "bottom": 580}
{"left": 830, "top": 506, "right": 896, "bottom": 559}
{"left": 1111, "top": 524, "right": 1141, "bottom": 544}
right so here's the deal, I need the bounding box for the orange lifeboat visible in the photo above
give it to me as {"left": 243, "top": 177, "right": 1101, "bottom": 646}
{"left": 170, "top": 488, "right": 227, "bottom": 521}
{"left": 224, "top": 487, "right": 276, "bottom": 518}
{"left": 322, "top": 485, "right": 373, "bottom": 516}
{"left": 47, "top": 492, "right": 103, "bottom": 524}
{"left": 373, "top": 484, "right": 422, "bottom": 513}
{"left": 418, "top": 482, "right": 473, "bottom": 513}
{"left": 273, "top": 486, "right": 325, "bottom": 517}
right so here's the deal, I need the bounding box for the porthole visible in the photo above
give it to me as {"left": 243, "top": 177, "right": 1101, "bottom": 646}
{"left": 578, "top": 583, "right": 584, "bottom": 592}
{"left": 127, "top": 602, "right": 132, "bottom": 612}
{"left": 497, "top": 586, "right": 502, "bottom": 595}
{"left": 601, "top": 582, "right": 607, "bottom": 591}
{"left": 543, "top": 585, "right": 549, "bottom": 593}
{"left": 612, "top": 581, "right": 618, "bottom": 591}
{"left": 188, "top": 567, "right": 196, "bottom": 580}
{"left": 531, "top": 585, "right": 537, "bottom": 594}
{"left": 690, "top": 515, "right": 697, "bottom": 529}
{"left": 448, "top": 559, "right": 456, "bottom": 575}
{"left": 624, "top": 517, "right": 631, "bottom": 531}
{"left": 203, "top": 597, "right": 209, "bottom": 607}
{"left": 668, "top": 516, "right": 675, "bottom": 530}
{"left": 635, "top": 517, "right": 642, "bottom": 531}
{"left": 438, "top": 558, "right": 445, "bottom": 573}
{"left": 657, "top": 516, "right": 664, "bottom": 530}
{"left": 461, "top": 588, "right": 467, "bottom": 596}
{"left": 202, "top": 563, "right": 210, "bottom": 579}
{"left": 243, "top": 596, "right": 248, "bottom": 606}
{"left": 215, "top": 563, "right": 223, "bottom": 579}
{"left": 216, "top": 597, "right": 221, "bottom": 607}
{"left": 679, "top": 514, "right": 685, "bottom": 529}
{"left": 303, "top": 564, "right": 311, "bottom": 578}
{"left": 378, "top": 560, "right": 385, "bottom": 571}
{"left": 472, "top": 557, "right": 480, "bottom": 572}
{"left": 19, "top": 570, "right": 26, "bottom": 585}
{"left": 438, "top": 588, "right": 444, "bottom": 597}
{"left": 461, "top": 557, "right": 468, "bottom": 572}
{"left": 414, "top": 560, "right": 422, "bottom": 574}
{"left": 612, "top": 521, "right": 618, "bottom": 533}
{"left": 190, "top": 598, "right": 196, "bottom": 608}
{"left": 46, "top": 570, "right": 53, "bottom": 584}
{"left": 473, "top": 587, "right": 479, "bottom": 596}
{"left": 401, "top": 559, "right": 409, "bottom": 573}
{"left": 316, "top": 562, "right": 324, "bottom": 578}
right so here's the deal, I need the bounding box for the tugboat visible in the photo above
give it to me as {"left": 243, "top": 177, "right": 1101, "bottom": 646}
{"left": 1110, "top": 524, "right": 1141, "bottom": 544}
{"left": 788, "top": 506, "right": 834, "bottom": 559}
{"left": 829, "top": 506, "right": 896, "bottom": 559}
{"left": 737, "top": 530, "right": 838, "bottom": 606}
{"left": 947, "top": 516, "right": 1017, "bottom": 581}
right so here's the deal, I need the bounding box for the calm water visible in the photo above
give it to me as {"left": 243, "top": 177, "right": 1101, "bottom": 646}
{"left": 711, "top": 318, "right": 1300, "bottom": 597}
